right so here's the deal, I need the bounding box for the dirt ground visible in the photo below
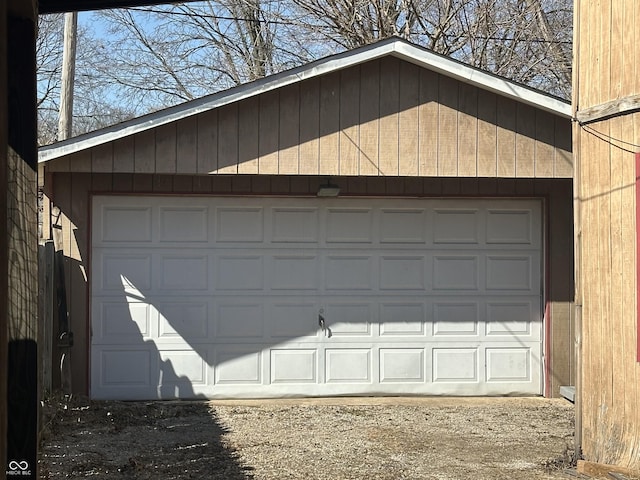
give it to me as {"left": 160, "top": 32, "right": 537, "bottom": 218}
{"left": 39, "top": 395, "right": 576, "bottom": 479}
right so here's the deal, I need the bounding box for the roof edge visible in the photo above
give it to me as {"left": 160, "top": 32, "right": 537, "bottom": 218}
{"left": 39, "top": 37, "right": 571, "bottom": 163}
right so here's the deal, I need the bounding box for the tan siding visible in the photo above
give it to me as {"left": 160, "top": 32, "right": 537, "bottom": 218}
{"left": 92, "top": 142, "right": 113, "bottom": 173}
{"left": 379, "top": 57, "right": 400, "bottom": 176}
{"left": 238, "top": 96, "right": 259, "bottom": 174}
{"left": 318, "top": 71, "right": 340, "bottom": 175}
{"left": 496, "top": 96, "right": 516, "bottom": 177}
{"left": 418, "top": 69, "right": 438, "bottom": 176}
{"left": 176, "top": 116, "right": 197, "bottom": 174}
{"left": 339, "top": 67, "right": 360, "bottom": 176}
{"left": 279, "top": 84, "right": 300, "bottom": 175}
{"left": 437, "top": 75, "right": 458, "bottom": 176}
{"left": 68, "top": 150, "right": 91, "bottom": 173}
{"left": 458, "top": 83, "right": 478, "bottom": 177}
{"left": 299, "top": 78, "right": 320, "bottom": 175}
{"left": 197, "top": 109, "right": 218, "bottom": 174}
{"left": 113, "top": 136, "right": 134, "bottom": 173}
{"left": 217, "top": 104, "right": 239, "bottom": 174}
{"left": 134, "top": 130, "right": 155, "bottom": 173}
{"left": 43, "top": 60, "right": 573, "bottom": 180}
{"left": 398, "top": 61, "right": 420, "bottom": 176}
{"left": 359, "top": 61, "right": 380, "bottom": 175}
{"left": 554, "top": 118, "right": 573, "bottom": 177}
{"left": 155, "top": 123, "right": 177, "bottom": 174}
{"left": 534, "top": 111, "right": 555, "bottom": 177}
{"left": 259, "top": 90, "right": 279, "bottom": 174}
{"left": 477, "top": 90, "right": 497, "bottom": 177}
{"left": 515, "top": 104, "right": 535, "bottom": 177}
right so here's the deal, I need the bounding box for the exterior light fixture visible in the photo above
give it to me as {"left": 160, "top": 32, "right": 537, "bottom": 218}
{"left": 317, "top": 179, "right": 340, "bottom": 197}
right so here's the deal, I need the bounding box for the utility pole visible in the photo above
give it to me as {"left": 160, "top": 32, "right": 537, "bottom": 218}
{"left": 57, "top": 11, "right": 77, "bottom": 141}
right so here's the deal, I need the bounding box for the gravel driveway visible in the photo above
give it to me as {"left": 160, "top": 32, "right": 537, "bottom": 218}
{"left": 40, "top": 396, "right": 574, "bottom": 479}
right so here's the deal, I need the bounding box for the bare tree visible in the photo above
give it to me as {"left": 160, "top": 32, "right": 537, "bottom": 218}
{"left": 292, "top": 0, "right": 571, "bottom": 97}
{"left": 90, "top": 1, "right": 317, "bottom": 113}
{"left": 37, "top": 14, "right": 137, "bottom": 145}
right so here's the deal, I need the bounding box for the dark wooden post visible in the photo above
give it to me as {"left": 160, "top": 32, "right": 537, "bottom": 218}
{"left": 3, "top": 2, "right": 39, "bottom": 479}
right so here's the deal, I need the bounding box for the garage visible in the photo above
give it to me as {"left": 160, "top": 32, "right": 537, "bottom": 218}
{"left": 91, "top": 195, "right": 542, "bottom": 399}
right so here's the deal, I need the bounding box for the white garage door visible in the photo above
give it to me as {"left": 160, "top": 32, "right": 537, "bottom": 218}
{"left": 91, "top": 196, "right": 543, "bottom": 400}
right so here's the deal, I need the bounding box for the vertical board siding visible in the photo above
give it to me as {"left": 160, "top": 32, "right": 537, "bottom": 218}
{"left": 477, "top": 90, "right": 497, "bottom": 177}
{"left": 576, "top": 0, "right": 640, "bottom": 470}
{"left": 359, "top": 61, "right": 380, "bottom": 175}
{"left": 379, "top": 57, "right": 400, "bottom": 176}
{"left": 458, "top": 83, "right": 478, "bottom": 176}
{"left": 238, "top": 96, "right": 259, "bottom": 174}
{"left": 155, "top": 123, "right": 177, "bottom": 174}
{"left": 196, "top": 109, "right": 218, "bottom": 174}
{"left": 339, "top": 67, "right": 360, "bottom": 176}
{"left": 44, "top": 59, "right": 571, "bottom": 180}
{"left": 113, "top": 136, "right": 134, "bottom": 173}
{"left": 176, "top": 116, "right": 197, "bottom": 174}
{"left": 398, "top": 61, "right": 420, "bottom": 176}
{"left": 258, "top": 90, "right": 279, "bottom": 174}
{"left": 279, "top": 84, "right": 301, "bottom": 175}
{"left": 319, "top": 71, "right": 340, "bottom": 175}
{"left": 217, "top": 104, "right": 239, "bottom": 174}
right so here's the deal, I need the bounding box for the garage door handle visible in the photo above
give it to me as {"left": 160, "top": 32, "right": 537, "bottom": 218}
{"left": 318, "top": 311, "right": 326, "bottom": 331}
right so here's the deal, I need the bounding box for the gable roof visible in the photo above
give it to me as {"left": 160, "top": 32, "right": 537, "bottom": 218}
{"left": 39, "top": 37, "right": 571, "bottom": 164}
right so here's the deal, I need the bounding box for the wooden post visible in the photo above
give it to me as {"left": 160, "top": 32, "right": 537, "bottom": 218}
{"left": 58, "top": 11, "right": 77, "bottom": 141}
{"left": 0, "top": 4, "right": 8, "bottom": 479}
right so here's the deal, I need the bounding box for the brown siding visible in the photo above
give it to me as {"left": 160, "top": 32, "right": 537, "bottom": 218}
{"left": 45, "top": 173, "right": 574, "bottom": 398}
{"left": 45, "top": 59, "right": 572, "bottom": 179}
{"left": 574, "top": 0, "right": 640, "bottom": 470}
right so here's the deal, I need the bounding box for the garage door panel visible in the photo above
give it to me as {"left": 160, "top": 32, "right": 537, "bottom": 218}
{"left": 486, "top": 302, "right": 536, "bottom": 338}
{"left": 325, "top": 208, "right": 373, "bottom": 243}
{"left": 325, "top": 349, "right": 371, "bottom": 383}
{"left": 269, "top": 302, "right": 319, "bottom": 339}
{"left": 433, "top": 255, "right": 479, "bottom": 290}
{"left": 379, "top": 303, "right": 426, "bottom": 336}
{"left": 100, "top": 206, "right": 153, "bottom": 243}
{"left": 94, "top": 301, "right": 152, "bottom": 342}
{"left": 270, "top": 349, "right": 317, "bottom": 384}
{"left": 159, "top": 350, "right": 207, "bottom": 386}
{"left": 270, "top": 254, "right": 319, "bottom": 290}
{"left": 215, "top": 302, "right": 264, "bottom": 339}
{"left": 158, "top": 255, "right": 209, "bottom": 291}
{"left": 486, "top": 254, "right": 538, "bottom": 291}
{"left": 432, "top": 302, "right": 480, "bottom": 336}
{"left": 379, "top": 208, "right": 427, "bottom": 243}
{"left": 270, "top": 207, "right": 319, "bottom": 243}
{"left": 486, "top": 209, "right": 536, "bottom": 245}
{"left": 100, "top": 253, "right": 152, "bottom": 292}
{"left": 433, "top": 209, "right": 480, "bottom": 244}
{"left": 379, "top": 255, "right": 426, "bottom": 290}
{"left": 432, "top": 348, "right": 479, "bottom": 383}
{"left": 213, "top": 348, "right": 262, "bottom": 385}
{"left": 92, "top": 196, "right": 543, "bottom": 399}
{"left": 486, "top": 347, "right": 533, "bottom": 383}
{"left": 216, "top": 207, "right": 264, "bottom": 242}
{"left": 325, "top": 255, "right": 373, "bottom": 290}
{"left": 98, "top": 348, "right": 154, "bottom": 387}
{"left": 157, "top": 302, "right": 208, "bottom": 339}
{"left": 216, "top": 255, "right": 264, "bottom": 290}
{"left": 323, "top": 302, "right": 372, "bottom": 336}
{"left": 379, "top": 348, "right": 425, "bottom": 383}
{"left": 159, "top": 206, "right": 208, "bottom": 243}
